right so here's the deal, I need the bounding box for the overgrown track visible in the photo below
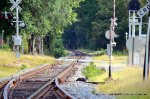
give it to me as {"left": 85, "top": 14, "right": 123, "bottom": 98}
{"left": 3, "top": 54, "right": 82, "bottom": 99}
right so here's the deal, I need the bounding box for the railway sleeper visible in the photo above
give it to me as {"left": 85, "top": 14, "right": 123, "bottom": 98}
{"left": 25, "top": 78, "right": 52, "bottom": 82}
{"left": 11, "top": 90, "right": 37, "bottom": 99}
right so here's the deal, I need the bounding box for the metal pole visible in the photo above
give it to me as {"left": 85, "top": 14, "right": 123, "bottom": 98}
{"left": 129, "top": 11, "right": 131, "bottom": 38}
{"left": 109, "top": 34, "right": 112, "bottom": 78}
{"left": 132, "top": 11, "right": 136, "bottom": 37}
{"left": 113, "top": 0, "right": 115, "bottom": 22}
{"left": 16, "top": 0, "right": 20, "bottom": 57}
{"left": 139, "top": 17, "right": 142, "bottom": 36}
{"left": 109, "top": 0, "right": 116, "bottom": 78}
{"left": 2, "top": 30, "right": 4, "bottom": 49}
{"left": 16, "top": 0, "right": 19, "bottom": 37}
{"left": 143, "top": 17, "right": 150, "bottom": 80}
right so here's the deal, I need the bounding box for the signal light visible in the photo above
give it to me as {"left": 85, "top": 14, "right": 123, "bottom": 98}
{"left": 19, "top": 22, "right": 26, "bottom": 28}
{"left": 7, "top": 13, "right": 14, "bottom": 19}
{"left": 0, "top": 13, "right": 14, "bottom": 19}
{"left": 0, "top": 14, "right": 5, "bottom": 19}
{"left": 128, "top": 0, "right": 140, "bottom": 11}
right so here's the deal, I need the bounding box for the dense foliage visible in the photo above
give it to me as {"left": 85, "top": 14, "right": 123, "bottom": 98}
{"left": 63, "top": 0, "right": 147, "bottom": 51}
{"left": 0, "top": 0, "right": 148, "bottom": 57}
{"left": 0, "top": 0, "right": 82, "bottom": 57}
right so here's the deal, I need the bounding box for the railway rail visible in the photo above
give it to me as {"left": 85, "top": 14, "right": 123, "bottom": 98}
{"left": 0, "top": 79, "right": 10, "bottom": 98}
{"left": 1, "top": 51, "right": 85, "bottom": 99}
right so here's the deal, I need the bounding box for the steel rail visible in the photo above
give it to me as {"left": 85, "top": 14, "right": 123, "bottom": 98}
{"left": 27, "top": 56, "right": 81, "bottom": 99}
{"left": 3, "top": 63, "right": 58, "bottom": 99}
{"left": 3, "top": 51, "right": 83, "bottom": 99}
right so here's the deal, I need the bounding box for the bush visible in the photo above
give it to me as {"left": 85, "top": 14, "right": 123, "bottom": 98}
{"left": 20, "top": 64, "right": 27, "bottom": 70}
{"left": 113, "top": 49, "right": 128, "bottom": 56}
{"left": 95, "top": 48, "right": 106, "bottom": 56}
{"left": 51, "top": 38, "right": 66, "bottom": 58}
{"left": 82, "top": 62, "right": 105, "bottom": 79}
{"left": 22, "top": 36, "right": 28, "bottom": 54}
{"left": 0, "top": 44, "right": 11, "bottom": 51}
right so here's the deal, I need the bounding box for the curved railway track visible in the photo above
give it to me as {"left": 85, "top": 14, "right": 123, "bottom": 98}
{"left": 0, "top": 79, "right": 10, "bottom": 98}
{"left": 1, "top": 52, "right": 84, "bottom": 99}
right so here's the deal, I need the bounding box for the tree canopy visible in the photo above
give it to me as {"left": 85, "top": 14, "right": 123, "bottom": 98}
{"left": 0, "top": 0, "right": 148, "bottom": 56}
{"left": 63, "top": 0, "right": 147, "bottom": 51}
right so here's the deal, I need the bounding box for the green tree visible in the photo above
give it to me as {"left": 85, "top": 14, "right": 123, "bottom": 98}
{"left": 20, "top": 0, "right": 82, "bottom": 56}
{"left": 64, "top": 0, "right": 147, "bottom": 51}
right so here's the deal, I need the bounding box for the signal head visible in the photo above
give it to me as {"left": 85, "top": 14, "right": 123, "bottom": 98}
{"left": 0, "top": 13, "right": 5, "bottom": 19}
{"left": 7, "top": 13, "right": 14, "bottom": 19}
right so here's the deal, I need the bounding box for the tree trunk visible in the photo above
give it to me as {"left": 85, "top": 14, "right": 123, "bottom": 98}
{"left": 31, "top": 34, "right": 35, "bottom": 55}
{"left": 47, "top": 36, "right": 51, "bottom": 52}
{"left": 41, "top": 37, "right": 44, "bottom": 55}
{"left": 38, "top": 36, "right": 42, "bottom": 55}
{"left": 36, "top": 36, "right": 43, "bottom": 55}
{"left": 28, "top": 38, "right": 32, "bottom": 53}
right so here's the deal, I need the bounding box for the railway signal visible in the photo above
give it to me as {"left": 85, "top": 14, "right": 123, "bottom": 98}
{"left": 136, "top": 0, "right": 150, "bottom": 80}
{"left": 106, "top": 0, "right": 117, "bottom": 79}
{"left": 19, "top": 22, "right": 26, "bottom": 28}
{"left": 128, "top": 0, "right": 140, "bottom": 11}
{"left": 0, "top": 14, "right": 5, "bottom": 19}
{"left": 0, "top": 12, "right": 14, "bottom": 20}
{"left": 10, "top": 0, "right": 22, "bottom": 58}
{"left": 0, "top": 12, "right": 14, "bottom": 28}
{"left": 128, "top": 0, "right": 150, "bottom": 80}
{"left": 10, "top": 0, "right": 22, "bottom": 11}
{"left": 7, "top": 13, "right": 14, "bottom": 19}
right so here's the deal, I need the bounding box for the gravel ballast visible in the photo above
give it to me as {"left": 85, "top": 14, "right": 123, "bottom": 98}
{"left": 60, "top": 56, "right": 116, "bottom": 99}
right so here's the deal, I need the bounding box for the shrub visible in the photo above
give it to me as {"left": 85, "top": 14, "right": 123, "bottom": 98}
{"left": 1, "top": 44, "right": 11, "bottom": 51}
{"left": 20, "top": 64, "right": 27, "bottom": 70}
{"left": 82, "top": 62, "right": 105, "bottom": 79}
{"left": 96, "top": 48, "right": 106, "bottom": 56}
{"left": 91, "top": 89, "right": 97, "bottom": 95}
{"left": 51, "top": 38, "right": 66, "bottom": 58}
{"left": 22, "top": 36, "right": 28, "bottom": 54}
{"left": 113, "top": 49, "right": 128, "bottom": 56}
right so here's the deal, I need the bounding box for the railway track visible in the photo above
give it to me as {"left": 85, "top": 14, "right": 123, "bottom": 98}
{"left": 1, "top": 52, "right": 84, "bottom": 99}
{"left": 0, "top": 79, "right": 10, "bottom": 98}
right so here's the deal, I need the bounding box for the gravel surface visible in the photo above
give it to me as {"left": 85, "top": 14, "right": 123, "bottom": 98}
{"left": 61, "top": 81, "right": 115, "bottom": 99}
{"left": 60, "top": 56, "right": 116, "bottom": 99}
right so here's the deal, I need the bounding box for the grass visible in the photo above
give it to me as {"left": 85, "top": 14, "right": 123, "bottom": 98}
{"left": 0, "top": 50, "right": 55, "bottom": 78}
{"left": 78, "top": 48, "right": 106, "bottom": 56}
{"left": 93, "top": 55, "right": 127, "bottom": 66}
{"left": 78, "top": 48, "right": 95, "bottom": 53}
{"left": 92, "top": 55, "right": 150, "bottom": 99}
{"left": 95, "top": 66, "right": 150, "bottom": 99}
